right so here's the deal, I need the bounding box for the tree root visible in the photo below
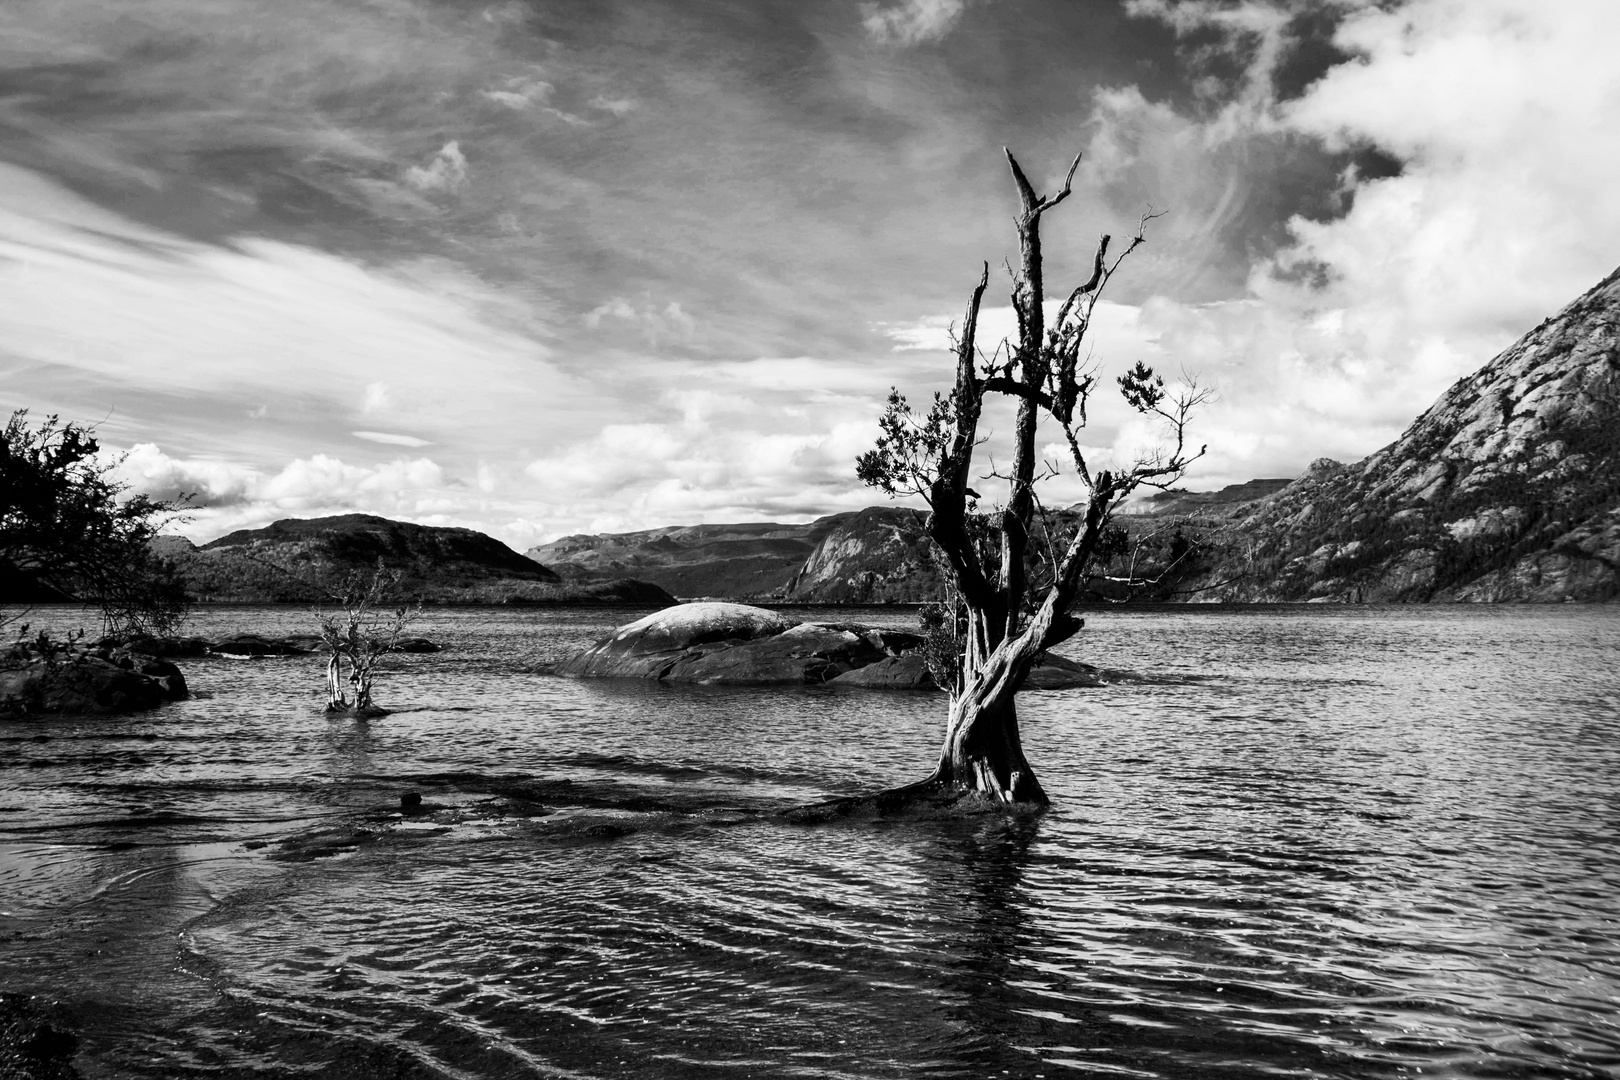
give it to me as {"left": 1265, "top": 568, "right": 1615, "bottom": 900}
{"left": 324, "top": 703, "right": 390, "bottom": 719}
{"left": 780, "top": 771, "right": 1047, "bottom": 824}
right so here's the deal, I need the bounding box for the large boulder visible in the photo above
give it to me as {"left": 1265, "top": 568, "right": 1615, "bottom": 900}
{"left": 829, "top": 653, "right": 937, "bottom": 690}
{"left": 661, "top": 622, "right": 888, "bottom": 685}
{"left": 1023, "top": 655, "right": 1104, "bottom": 690}
{"left": 1, "top": 655, "right": 173, "bottom": 716}
{"left": 556, "top": 602, "right": 796, "bottom": 678}
{"left": 102, "top": 650, "right": 189, "bottom": 701}
{"left": 827, "top": 653, "right": 1101, "bottom": 691}
{"left": 557, "top": 602, "right": 1103, "bottom": 691}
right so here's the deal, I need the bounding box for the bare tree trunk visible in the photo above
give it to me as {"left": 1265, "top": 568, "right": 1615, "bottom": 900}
{"left": 936, "top": 610, "right": 1049, "bottom": 805}
{"left": 938, "top": 683, "right": 1047, "bottom": 805}
{"left": 350, "top": 663, "right": 374, "bottom": 713}
{"left": 324, "top": 652, "right": 347, "bottom": 712}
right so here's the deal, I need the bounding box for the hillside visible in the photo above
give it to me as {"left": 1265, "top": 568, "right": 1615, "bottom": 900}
{"left": 1181, "top": 266, "right": 1620, "bottom": 601}
{"left": 162, "top": 515, "right": 674, "bottom": 605}
{"left": 528, "top": 516, "right": 857, "bottom": 599}
{"left": 783, "top": 506, "right": 938, "bottom": 602}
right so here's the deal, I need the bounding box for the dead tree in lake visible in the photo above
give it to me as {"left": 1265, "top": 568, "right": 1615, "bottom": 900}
{"left": 852, "top": 149, "right": 1207, "bottom": 809}
{"left": 318, "top": 559, "right": 418, "bottom": 717}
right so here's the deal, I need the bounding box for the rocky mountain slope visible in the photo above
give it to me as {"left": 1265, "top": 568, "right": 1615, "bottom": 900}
{"left": 528, "top": 515, "right": 857, "bottom": 599}
{"left": 161, "top": 515, "right": 674, "bottom": 605}
{"left": 782, "top": 506, "right": 939, "bottom": 602}
{"left": 1182, "top": 266, "right": 1620, "bottom": 601}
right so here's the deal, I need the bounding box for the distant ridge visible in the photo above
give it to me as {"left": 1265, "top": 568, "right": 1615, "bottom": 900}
{"left": 527, "top": 515, "right": 855, "bottom": 600}
{"left": 163, "top": 514, "right": 675, "bottom": 605}
{"left": 157, "top": 261, "right": 1620, "bottom": 612}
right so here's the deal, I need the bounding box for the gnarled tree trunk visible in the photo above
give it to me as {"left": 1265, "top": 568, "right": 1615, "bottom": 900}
{"left": 938, "top": 680, "right": 1046, "bottom": 805}
{"left": 835, "top": 148, "right": 1204, "bottom": 819}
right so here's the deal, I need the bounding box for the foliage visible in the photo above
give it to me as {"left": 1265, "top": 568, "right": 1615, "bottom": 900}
{"left": 317, "top": 559, "right": 420, "bottom": 715}
{"left": 1, "top": 410, "right": 190, "bottom": 636}
{"left": 3, "top": 623, "right": 84, "bottom": 666}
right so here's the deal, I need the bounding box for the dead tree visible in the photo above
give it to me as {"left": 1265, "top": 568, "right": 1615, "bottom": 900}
{"left": 852, "top": 149, "right": 1207, "bottom": 809}
{"left": 317, "top": 559, "right": 418, "bottom": 717}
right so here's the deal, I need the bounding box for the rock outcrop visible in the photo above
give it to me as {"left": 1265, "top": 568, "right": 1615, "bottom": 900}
{"left": 1181, "top": 266, "right": 1620, "bottom": 602}
{"left": 782, "top": 506, "right": 941, "bottom": 603}
{"left": 557, "top": 602, "right": 1101, "bottom": 690}
{"left": 1, "top": 643, "right": 188, "bottom": 717}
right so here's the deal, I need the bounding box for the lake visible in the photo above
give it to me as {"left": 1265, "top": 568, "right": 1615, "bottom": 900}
{"left": 2, "top": 603, "right": 1617, "bottom": 1079}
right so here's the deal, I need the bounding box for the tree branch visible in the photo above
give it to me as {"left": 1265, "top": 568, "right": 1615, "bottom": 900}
{"left": 982, "top": 376, "right": 1054, "bottom": 411}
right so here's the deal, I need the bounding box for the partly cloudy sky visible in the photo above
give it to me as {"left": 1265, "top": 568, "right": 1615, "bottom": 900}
{"left": 3, "top": 0, "right": 1617, "bottom": 549}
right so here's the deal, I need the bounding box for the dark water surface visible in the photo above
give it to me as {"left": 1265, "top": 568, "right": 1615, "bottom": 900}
{"left": 2, "top": 604, "right": 1617, "bottom": 1079}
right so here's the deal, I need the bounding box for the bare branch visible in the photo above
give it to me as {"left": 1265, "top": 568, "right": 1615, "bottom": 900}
{"left": 1004, "top": 147, "right": 1039, "bottom": 214}
{"left": 1039, "top": 151, "right": 1083, "bottom": 213}
{"left": 982, "top": 376, "right": 1054, "bottom": 411}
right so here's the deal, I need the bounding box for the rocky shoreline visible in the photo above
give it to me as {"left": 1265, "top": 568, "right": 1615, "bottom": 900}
{"left": 0, "top": 631, "right": 443, "bottom": 719}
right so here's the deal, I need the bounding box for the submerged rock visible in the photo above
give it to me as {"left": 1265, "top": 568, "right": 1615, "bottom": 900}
{"left": 1022, "top": 655, "right": 1104, "bottom": 690}
{"left": 210, "top": 635, "right": 312, "bottom": 659}
{"left": 0, "top": 992, "right": 82, "bottom": 1080}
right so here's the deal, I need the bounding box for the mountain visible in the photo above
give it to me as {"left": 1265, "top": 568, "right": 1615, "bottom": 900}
{"left": 154, "top": 260, "right": 1620, "bottom": 611}
{"left": 783, "top": 506, "right": 938, "bottom": 602}
{"left": 1180, "top": 266, "right": 1620, "bottom": 602}
{"left": 1120, "top": 478, "right": 1293, "bottom": 519}
{"left": 528, "top": 516, "right": 855, "bottom": 599}
{"left": 162, "top": 515, "right": 675, "bottom": 605}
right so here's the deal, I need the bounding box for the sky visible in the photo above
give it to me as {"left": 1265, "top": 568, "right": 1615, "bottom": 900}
{"left": 2, "top": 0, "right": 1618, "bottom": 550}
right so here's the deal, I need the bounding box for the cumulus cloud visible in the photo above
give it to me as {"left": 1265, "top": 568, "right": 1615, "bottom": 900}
{"left": 583, "top": 297, "right": 697, "bottom": 345}
{"left": 404, "top": 141, "right": 469, "bottom": 193}
{"left": 522, "top": 381, "right": 887, "bottom": 533}
{"left": 113, "top": 444, "right": 466, "bottom": 535}
{"left": 114, "top": 444, "right": 259, "bottom": 508}
{"left": 861, "top": 0, "right": 971, "bottom": 46}
{"left": 1081, "top": 0, "right": 1620, "bottom": 484}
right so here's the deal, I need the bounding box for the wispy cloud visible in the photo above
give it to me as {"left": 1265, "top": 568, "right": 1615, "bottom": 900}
{"left": 4, "top": 0, "right": 1613, "bottom": 542}
{"left": 353, "top": 431, "right": 433, "bottom": 447}
{"left": 861, "top": 0, "right": 973, "bottom": 45}
{"left": 404, "top": 141, "right": 470, "bottom": 193}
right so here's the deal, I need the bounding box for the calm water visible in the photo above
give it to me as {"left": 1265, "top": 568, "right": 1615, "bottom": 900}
{"left": 1, "top": 604, "right": 1617, "bottom": 1079}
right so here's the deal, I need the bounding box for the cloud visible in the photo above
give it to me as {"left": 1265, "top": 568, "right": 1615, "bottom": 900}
{"left": 482, "top": 76, "right": 555, "bottom": 110}
{"left": 114, "top": 444, "right": 258, "bottom": 508}
{"left": 588, "top": 95, "right": 638, "bottom": 117}
{"left": 1078, "top": 0, "right": 1620, "bottom": 485}
{"left": 353, "top": 431, "right": 432, "bottom": 447}
{"left": 0, "top": 164, "right": 591, "bottom": 462}
{"left": 114, "top": 444, "right": 464, "bottom": 534}
{"left": 404, "top": 141, "right": 469, "bottom": 193}
{"left": 360, "top": 383, "right": 392, "bottom": 415}
{"left": 521, "top": 377, "right": 896, "bottom": 533}
{"left": 861, "top": 0, "right": 972, "bottom": 46}
{"left": 583, "top": 297, "right": 697, "bottom": 345}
